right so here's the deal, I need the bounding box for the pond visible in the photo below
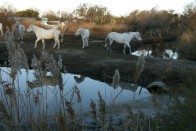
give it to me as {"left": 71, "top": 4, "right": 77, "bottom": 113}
{"left": 0, "top": 67, "right": 176, "bottom": 130}
{"left": 131, "top": 42, "right": 179, "bottom": 59}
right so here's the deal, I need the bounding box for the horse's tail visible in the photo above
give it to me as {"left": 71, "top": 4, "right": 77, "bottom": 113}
{"left": 105, "top": 35, "right": 109, "bottom": 48}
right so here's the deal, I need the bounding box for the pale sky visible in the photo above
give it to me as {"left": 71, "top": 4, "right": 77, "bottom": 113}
{"left": 0, "top": 0, "right": 195, "bottom": 16}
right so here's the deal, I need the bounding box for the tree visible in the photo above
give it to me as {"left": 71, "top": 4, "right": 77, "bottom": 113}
{"left": 61, "top": 11, "right": 74, "bottom": 21}
{"left": 73, "top": 3, "right": 88, "bottom": 18}
{"left": 0, "top": 3, "right": 16, "bottom": 16}
{"left": 73, "top": 3, "right": 112, "bottom": 24}
{"left": 42, "top": 10, "right": 59, "bottom": 21}
{"left": 15, "top": 9, "right": 39, "bottom": 18}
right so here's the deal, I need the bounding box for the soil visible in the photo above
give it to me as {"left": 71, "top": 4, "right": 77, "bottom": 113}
{"left": 0, "top": 33, "right": 196, "bottom": 87}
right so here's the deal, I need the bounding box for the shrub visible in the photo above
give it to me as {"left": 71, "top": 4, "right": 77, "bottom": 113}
{"left": 177, "top": 31, "right": 196, "bottom": 61}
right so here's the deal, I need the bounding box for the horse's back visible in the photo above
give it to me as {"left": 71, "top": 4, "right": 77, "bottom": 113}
{"left": 38, "top": 28, "right": 60, "bottom": 39}
{"left": 107, "top": 32, "right": 122, "bottom": 39}
{"left": 84, "top": 29, "right": 90, "bottom": 35}
{"left": 82, "top": 28, "right": 90, "bottom": 38}
{"left": 107, "top": 32, "right": 130, "bottom": 43}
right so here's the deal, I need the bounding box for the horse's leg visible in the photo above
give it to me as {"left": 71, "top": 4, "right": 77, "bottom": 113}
{"left": 125, "top": 42, "right": 131, "bottom": 54}
{"left": 41, "top": 39, "right": 45, "bottom": 49}
{"left": 82, "top": 38, "right": 85, "bottom": 48}
{"left": 86, "top": 38, "right": 89, "bottom": 47}
{"left": 106, "top": 39, "right": 110, "bottom": 51}
{"left": 56, "top": 37, "right": 60, "bottom": 49}
{"left": 123, "top": 44, "right": 126, "bottom": 54}
{"left": 108, "top": 39, "right": 113, "bottom": 52}
{"left": 21, "top": 32, "right": 23, "bottom": 40}
{"left": 34, "top": 38, "right": 41, "bottom": 48}
{"left": 0, "top": 29, "right": 3, "bottom": 36}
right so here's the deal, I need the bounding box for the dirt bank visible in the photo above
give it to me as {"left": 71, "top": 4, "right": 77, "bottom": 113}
{"left": 0, "top": 33, "right": 195, "bottom": 87}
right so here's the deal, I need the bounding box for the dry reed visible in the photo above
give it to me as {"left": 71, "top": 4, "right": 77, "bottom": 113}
{"left": 111, "top": 69, "right": 120, "bottom": 89}
{"left": 134, "top": 50, "right": 145, "bottom": 85}
{"left": 89, "top": 99, "right": 97, "bottom": 122}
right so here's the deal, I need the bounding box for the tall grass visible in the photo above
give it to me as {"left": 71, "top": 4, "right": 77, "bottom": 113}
{"left": 0, "top": 23, "right": 195, "bottom": 130}
{"left": 178, "top": 31, "right": 196, "bottom": 61}
{"left": 22, "top": 20, "right": 129, "bottom": 34}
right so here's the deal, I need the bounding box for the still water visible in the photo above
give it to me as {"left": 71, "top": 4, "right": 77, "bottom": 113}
{"left": 0, "top": 67, "right": 172, "bottom": 126}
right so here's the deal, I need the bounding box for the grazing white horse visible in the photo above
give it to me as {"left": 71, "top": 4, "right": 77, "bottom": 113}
{"left": 75, "top": 27, "right": 90, "bottom": 48}
{"left": 105, "top": 32, "right": 142, "bottom": 54}
{"left": 27, "top": 24, "right": 63, "bottom": 49}
{"left": 18, "top": 24, "right": 26, "bottom": 40}
{"left": 12, "top": 21, "right": 20, "bottom": 39}
{"left": 0, "top": 23, "right": 3, "bottom": 37}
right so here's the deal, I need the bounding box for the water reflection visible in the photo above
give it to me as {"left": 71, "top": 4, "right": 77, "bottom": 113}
{"left": 131, "top": 49, "right": 178, "bottom": 59}
{"left": 131, "top": 42, "right": 179, "bottom": 59}
{"left": 0, "top": 67, "right": 172, "bottom": 125}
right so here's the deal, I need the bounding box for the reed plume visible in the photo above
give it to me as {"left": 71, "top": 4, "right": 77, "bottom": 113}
{"left": 3, "top": 82, "right": 16, "bottom": 108}
{"left": 65, "top": 100, "right": 75, "bottom": 125}
{"left": 89, "top": 99, "right": 97, "bottom": 122}
{"left": 134, "top": 50, "right": 145, "bottom": 85}
{"left": 4, "top": 26, "right": 29, "bottom": 80}
{"left": 31, "top": 51, "right": 64, "bottom": 90}
{"left": 111, "top": 69, "right": 120, "bottom": 89}
{"left": 0, "top": 101, "right": 12, "bottom": 127}
{"left": 98, "top": 91, "right": 107, "bottom": 129}
{"left": 57, "top": 111, "right": 67, "bottom": 130}
{"left": 73, "top": 85, "right": 81, "bottom": 103}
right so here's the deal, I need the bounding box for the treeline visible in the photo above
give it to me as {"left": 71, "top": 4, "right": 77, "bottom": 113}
{"left": 0, "top": 3, "right": 196, "bottom": 60}
{"left": 1, "top": 3, "right": 195, "bottom": 36}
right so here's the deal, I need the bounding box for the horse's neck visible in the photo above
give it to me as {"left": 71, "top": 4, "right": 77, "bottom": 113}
{"left": 80, "top": 29, "right": 85, "bottom": 35}
{"left": 128, "top": 32, "right": 136, "bottom": 41}
{"left": 32, "top": 25, "right": 40, "bottom": 33}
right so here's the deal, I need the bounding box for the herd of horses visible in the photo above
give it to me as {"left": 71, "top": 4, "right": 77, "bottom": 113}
{"left": 0, "top": 21, "right": 142, "bottom": 54}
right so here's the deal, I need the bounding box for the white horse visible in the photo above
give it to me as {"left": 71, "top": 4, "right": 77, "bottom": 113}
{"left": 12, "top": 21, "right": 20, "bottom": 39}
{"left": 75, "top": 27, "right": 90, "bottom": 48}
{"left": 27, "top": 24, "right": 63, "bottom": 49}
{"left": 105, "top": 32, "right": 142, "bottom": 54}
{"left": 0, "top": 23, "right": 3, "bottom": 37}
{"left": 18, "top": 24, "right": 26, "bottom": 40}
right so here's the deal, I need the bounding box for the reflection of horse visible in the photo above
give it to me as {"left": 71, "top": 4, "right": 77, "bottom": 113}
{"left": 27, "top": 76, "right": 57, "bottom": 89}
{"left": 75, "top": 27, "right": 90, "bottom": 48}
{"left": 0, "top": 23, "right": 3, "bottom": 36}
{"left": 74, "top": 75, "right": 86, "bottom": 84}
{"left": 27, "top": 24, "right": 64, "bottom": 49}
{"left": 105, "top": 32, "right": 142, "bottom": 54}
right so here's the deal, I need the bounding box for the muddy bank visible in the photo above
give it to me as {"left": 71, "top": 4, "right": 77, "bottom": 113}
{"left": 0, "top": 33, "right": 195, "bottom": 87}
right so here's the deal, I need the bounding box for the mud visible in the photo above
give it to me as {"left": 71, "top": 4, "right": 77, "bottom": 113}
{"left": 0, "top": 33, "right": 196, "bottom": 87}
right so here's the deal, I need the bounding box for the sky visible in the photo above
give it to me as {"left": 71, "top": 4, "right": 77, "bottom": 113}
{"left": 0, "top": 0, "right": 195, "bottom": 16}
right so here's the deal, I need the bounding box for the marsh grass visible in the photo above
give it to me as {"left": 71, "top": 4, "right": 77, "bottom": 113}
{"left": 0, "top": 24, "right": 195, "bottom": 130}
{"left": 23, "top": 20, "right": 128, "bottom": 34}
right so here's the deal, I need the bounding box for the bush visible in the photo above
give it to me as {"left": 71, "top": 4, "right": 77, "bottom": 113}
{"left": 177, "top": 31, "right": 196, "bottom": 61}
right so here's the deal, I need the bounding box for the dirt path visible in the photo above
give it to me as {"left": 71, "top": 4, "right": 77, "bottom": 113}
{"left": 0, "top": 33, "right": 195, "bottom": 87}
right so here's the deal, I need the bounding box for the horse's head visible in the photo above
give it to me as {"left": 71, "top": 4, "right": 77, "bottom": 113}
{"left": 105, "top": 36, "right": 110, "bottom": 49}
{"left": 27, "top": 24, "right": 34, "bottom": 32}
{"left": 134, "top": 32, "right": 142, "bottom": 41}
{"left": 75, "top": 27, "right": 82, "bottom": 36}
